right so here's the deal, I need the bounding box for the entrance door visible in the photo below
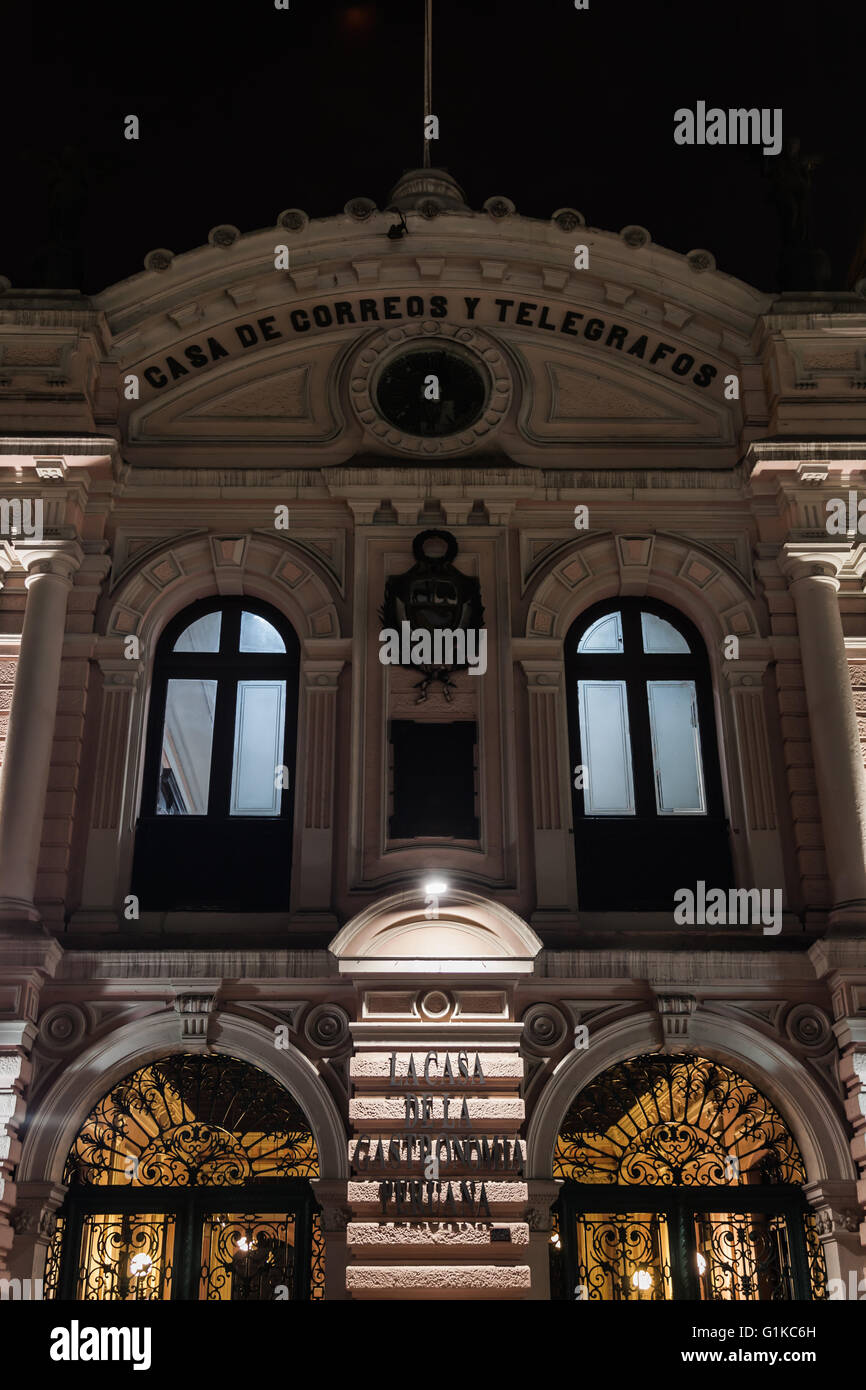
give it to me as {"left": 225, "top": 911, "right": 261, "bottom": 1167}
{"left": 558, "top": 1187, "right": 813, "bottom": 1301}
{"left": 551, "top": 1054, "right": 828, "bottom": 1302}
{"left": 58, "top": 1187, "right": 317, "bottom": 1302}
{"left": 45, "top": 1054, "right": 325, "bottom": 1303}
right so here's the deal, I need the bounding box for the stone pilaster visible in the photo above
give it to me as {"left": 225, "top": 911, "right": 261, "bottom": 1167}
{"left": 8, "top": 1180, "right": 67, "bottom": 1287}
{"left": 70, "top": 656, "right": 143, "bottom": 931}
{"left": 722, "top": 661, "right": 788, "bottom": 897}
{"left": 0, "top": 544, "right": 83, "bottom": 924}
{"left": 294, "top": 658, "right": 344, "bottom": 921}
{"left": 810, "top": 938, "right": 866, "bottom": 1255}
{"left": 520, "top": 660, "right": 578, "bottom": 921}
{"left": 0, "top": 934, "right": 63, "bottom": 1280}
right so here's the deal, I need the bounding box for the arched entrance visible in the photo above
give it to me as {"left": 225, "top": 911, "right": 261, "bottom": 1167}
{"left": 550, "top": 1054, "right": 827, "bottom": 1301}
{"left": 43, "top": 1053, "right": 324, "bottom": 1301}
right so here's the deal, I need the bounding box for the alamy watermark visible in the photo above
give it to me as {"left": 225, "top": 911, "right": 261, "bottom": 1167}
{"left": 0, "top": 497, "right": 43, "bottom": 543}
{"left": 378, "top": 621, "right": 487, "bottom": 676}
{"left": 674, "top": 882, "right": 782, "bottom": 935}
{"left": 674, "top": 103, "right": 782, "bottom": 157}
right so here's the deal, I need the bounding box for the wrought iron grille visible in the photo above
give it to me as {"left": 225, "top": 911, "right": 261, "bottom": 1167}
{"left": 804, "top": 1211, "right": 829, "bottom": 1300}
{"left": 553, "top": 1054, "right": 806, "bottom": 1186}
{"left": 693, "top": 1210, "right": 794, "bottom": 1300}
{"left": 310, "top": 1210, "right": 325, "bottom": 1300}
{"left": 199, "top": 1212, "right": 296, "bottom": 1301}
{"left": 64, "top": 1053, "right": 319, "bottom": 1187}
{"left": 574, "top": 1212, "right": 674, "bottom": 1301}
{"left": 75, "top": 1212, "right": 175, "bottom": 1301}
{"left": 42, "top": 1215, "right": 64, "bottom": 1300}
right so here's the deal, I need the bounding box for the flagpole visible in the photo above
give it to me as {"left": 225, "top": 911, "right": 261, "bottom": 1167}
{"left": 423, "top": 0, "right": 432, "bottom": 168}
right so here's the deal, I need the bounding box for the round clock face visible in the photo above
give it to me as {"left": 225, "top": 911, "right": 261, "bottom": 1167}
{"left": 375, "top": 348, "right": 487, "bottom": 437}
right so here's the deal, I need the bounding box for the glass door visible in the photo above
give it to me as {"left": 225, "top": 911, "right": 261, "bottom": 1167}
{"left": 198, "top": 1212, "right": 298, "bottom": 1301}
{"left": 58, "top": 1187, "right": 317, "bottom": 1301}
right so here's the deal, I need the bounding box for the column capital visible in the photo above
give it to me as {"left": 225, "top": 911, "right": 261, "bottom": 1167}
{"left": 97, "top": 656, "right": 144, "bottom": 689}
{"left": 0, "top": 542, "right": 14, "bottom": 589}
{"left": 779, "top": 544, "right": 845, "bottom": 588}
{"left": 719, "top": 658, "right": 772, "bottom": 688}
{"left": 302, "top": 659, "right": 345, "bottom": 693}
{"left": 19, "top": 541, "right": 84, "bottom": 586}
{"left": 519, "top": 660, "right": 564, "bottom": 691}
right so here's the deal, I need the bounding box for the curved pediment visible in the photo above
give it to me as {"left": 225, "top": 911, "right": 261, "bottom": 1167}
{"left": 93, "top": 202, "right": 769, "bottom": 467}
{"left": 330, "top": 889, "right": 542, "bottom": 973}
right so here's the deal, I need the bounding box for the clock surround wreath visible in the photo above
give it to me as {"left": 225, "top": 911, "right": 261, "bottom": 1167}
{"left": 349, "top": 320, "right": 513, "bottom": 455}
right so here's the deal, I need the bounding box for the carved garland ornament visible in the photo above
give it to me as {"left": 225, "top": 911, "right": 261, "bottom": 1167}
{"left": 349, "top": 320, "right": 513, "bottom": 456}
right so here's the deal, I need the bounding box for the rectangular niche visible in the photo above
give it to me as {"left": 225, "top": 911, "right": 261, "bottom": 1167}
{"left": 388, "top": 720, "right": 479, "bottom": 840}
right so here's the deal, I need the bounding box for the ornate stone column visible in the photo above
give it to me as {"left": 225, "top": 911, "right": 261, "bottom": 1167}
{"left": 0, "top": 935, "right": 62, "bottom": 1280}
{"left": 0, "top": 545, "right": 82, "bottom": 924}
{"left": 781, "top": 549, "right": 866, "bottom": 925}
{"left": 811, "top": 937, "right": 866, "bottom": 1265}
{"left": 519, "top": 659, "right": 578, "bottom": 923}
{"left": 8, "top": 1180, "right": 67, "bottom": 1288}
{"left": 294, "top": 657, "right": 345, "bottom": 923}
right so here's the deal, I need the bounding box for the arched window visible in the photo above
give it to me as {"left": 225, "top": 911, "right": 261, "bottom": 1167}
{"left": 565, "top": 598, "right": 732, "bottom": 910}
{"left": 550, "top": 1054, "right": 826, "bottom": 1302}
{"left": 44, "top": 1054, "right": 324, "bottom": 1301}
{"left": 131, "top": 597, "right": 300, "bottom": 911}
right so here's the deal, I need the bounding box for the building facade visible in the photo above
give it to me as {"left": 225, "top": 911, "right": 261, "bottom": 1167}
{"left": 0, "top": 169, "right": 865, "bottom": 1301}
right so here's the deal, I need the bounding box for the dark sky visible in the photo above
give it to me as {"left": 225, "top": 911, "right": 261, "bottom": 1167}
{"left": 2, "top": 0, "right": 864, "bottom": 296}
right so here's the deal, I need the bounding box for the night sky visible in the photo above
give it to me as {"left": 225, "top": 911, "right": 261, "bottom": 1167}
{"left": 2, "top": 0, "right": 864, "bottom": 296}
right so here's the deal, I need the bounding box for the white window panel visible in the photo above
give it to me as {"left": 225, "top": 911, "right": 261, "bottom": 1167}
{"left": 578, "top": 679, "right": 636, "bottom": 815}
{"left": 577, "top": 611, "right": 623, "bottom": 654}
{"left": 230, "top": 680, "right": 287, "bottom": 816}
{"left": 640, "top": 611, "right": 690, "bottom": 654}
{"left": 240, "top": 611, "right": 286, "bottom": 654}
{"left": 159, "top": 679, "right": 217, "bottom": 814}
{"left": 647, "top": 680, "right": 706, "bottom": 814}
{"left": 173, "top": 611, "right": 222, "bottom": 653}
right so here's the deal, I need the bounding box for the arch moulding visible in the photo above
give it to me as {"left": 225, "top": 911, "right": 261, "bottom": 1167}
{"left": 525, "top": 1009, "right": 855, "bottom": 1187}
{"left": 523, "top": 530, "right": 764, "bottom": 653}
{"left": 71, "top": 530, "right": 347, "bottom": 928}
{"left": 516, "top": 530, "right": 790, "bottom": 912}
{"left": 18, "top": 1008, "right": 348, "bottom": 1187}
{"left": 104, "top": 529, "right": 342, "bottom": 650}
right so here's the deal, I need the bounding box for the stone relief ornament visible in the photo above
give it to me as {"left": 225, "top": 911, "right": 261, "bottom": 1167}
{"left": 208, "top": 225, "right": 241, "bottom": 249}
{"left": 483, "top": 196, "right": 515, "bottom": 218}
{"left": 304, "top": 1003, "right": 351, "bottom": 1053}
{"left": 687, "top": 249, "right": 716, "bottom": 273}
{"left": 620, "top": 225, "right": 651, "bottom": 249}
{"left": 521, "top": 1003, "right": 569, "bottom": 1056}
{"left": 379, "top": 529, "right": 485, "bottom": 701}
{"left": 349, "top": 320, "right": 512, "bottom": 457}
{"left": 784, "top": 1004, "right": 833, "bottom": 1052}
{"left": 143, "top": 248, "right": 174, "bottom": 272}
{"left": 552, "top": 208, "right": 586, "bottom": 231}
{"left": 344, "top": 197, "right": 377, "bottom": 220}
{"left": 36, "top": 1003, "right": 88, "bottom": 1054}
{"left": 277, "top": 209, "right": 308, "bottom": 231}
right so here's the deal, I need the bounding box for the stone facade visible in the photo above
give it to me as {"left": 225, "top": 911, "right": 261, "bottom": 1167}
{"left": 1, "top": 170, "right": 865, "bottom": 1299}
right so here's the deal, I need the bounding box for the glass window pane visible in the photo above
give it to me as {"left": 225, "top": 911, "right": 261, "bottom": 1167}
{"left": 647, "top": 680, "right": 706, "bottom": 813}
{"left": 230, "top": 680, "right": 286, "bottom": 816}
{"left": 578, "top": 680, "right": 635, "bottom": 815}
{"left": 158, "top": 679, "right": 217, "bottom": 814}
{"left": 641, "top": 612, "right": 690, "bottom": 654}
{"left": 239, "top": 612, "right": 286, "bottom": 654}
{"left": 577, "top": 612, "right": 623, "bottom": 654}
{"left": 173, "top": 612, "right": 222, "bottom": 653}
